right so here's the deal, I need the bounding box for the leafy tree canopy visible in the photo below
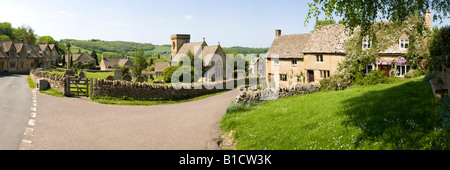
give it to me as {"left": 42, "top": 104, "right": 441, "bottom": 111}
{"left": 305, "top": 0, "right": 450, "bottom": 36}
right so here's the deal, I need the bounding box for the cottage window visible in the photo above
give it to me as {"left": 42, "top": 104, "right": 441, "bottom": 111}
{"left": 10, "top": 62, "right": 16, "bottom": 69}
{"left": 399, "top": 39, "right": 409, "bottom": 49}
{"left": 320, "top": 70, "right": 331, "bottom": 78}
{"left": 396, "top": 65, "right": 410, "bottom": 77}
{"left": 280, "top": 74, "right": 287, "bottom": 81}
{"left": 297, "top": 76, "right": 301, "bottom": 82}
{"left": 365, "top": 65, "right": 374, "bottom": 75}
{"left": 362, "top": 39, "right": 372, "bottom": 49}
{"left": 292, "top": 59, "right": 297, "bottom": 66}
{"left": 274, "top": 59, "right": 279, "bottom": 66}
{"left": 316, "top": 55, "right": 323, "bottom": 63}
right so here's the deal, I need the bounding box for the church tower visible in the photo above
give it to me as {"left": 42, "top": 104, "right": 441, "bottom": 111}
{"left": 171, "top": 34, "right": 190, "bottom": 57}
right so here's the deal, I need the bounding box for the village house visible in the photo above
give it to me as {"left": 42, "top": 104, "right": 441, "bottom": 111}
{"left": 99, "top": 55, "right": 133, "bottom": 70}
{"left": 0, "top": 41, "right": 55, "bottom": 73}
{"left": 170, "top": 34, "right": 227, "bottom": 81}
{"left": 154, "top": 62, "right": 169, "bottom": 77}
{"left": 64, "top": 51, "right": 97, "bottom": 68}
{"left": 266, "top": 11, "right": 432, "bottom": 87}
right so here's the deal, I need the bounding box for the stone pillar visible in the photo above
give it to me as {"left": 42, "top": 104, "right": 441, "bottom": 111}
{"left": 66, "top": 43, "right": 72, "bottom": 69}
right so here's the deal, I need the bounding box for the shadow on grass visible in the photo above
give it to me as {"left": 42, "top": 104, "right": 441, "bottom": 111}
{"left": 341, "top": 78, "right": 449, "bottom": 149}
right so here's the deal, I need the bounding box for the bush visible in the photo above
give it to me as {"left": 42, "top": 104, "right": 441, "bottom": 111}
{"left": 320, "top": 73, "right": 352, "bottom": 91}
{"left": 354, "top": 70, "right": 388, "bottom": 85}
{"left": 404, "top": 69, "right": 421, "bottom": 79}
{"left": 162, "top": 66, "right": 181, "bottom": 83}
{"left": 163, "top": 66, "right": 194, "bottom": 83}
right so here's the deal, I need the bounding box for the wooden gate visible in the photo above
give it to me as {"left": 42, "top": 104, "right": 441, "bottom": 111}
{"left": 66, "top": 77, "right": 89, "bottom": 97}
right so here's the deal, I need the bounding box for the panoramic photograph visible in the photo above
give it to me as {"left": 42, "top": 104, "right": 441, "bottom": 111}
{"left": 0, "top": 0, "right": 449, "bottom": 167}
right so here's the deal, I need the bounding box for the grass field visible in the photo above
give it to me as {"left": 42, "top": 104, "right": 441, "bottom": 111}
{"left": 41, "top": 71, "right": 113, "bottom": 79}
{"left": 220, "top": 76, "right": 449, "bottom": 150}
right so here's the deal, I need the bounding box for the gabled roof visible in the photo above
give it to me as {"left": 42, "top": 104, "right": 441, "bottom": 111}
{"left": 0, "top": 46, "right": 7, "bottom": 58}
{"left": 48, "top": 44, "right": 56, "bottom": 51}
{"left": 266, "top": 33, "right": 312, "bottom": 59}
{"left": 101, "top": 57, "right": 133, "bottom": 68}
{"left": 177, "top": 42, "right": 206, "bottom": 55}
{"left": 39, "top": 44, "right": 49, "bottom": 52}
{"left": 65, "top": 52, "right": 95, "bottom": 62}
{"left": 2, "top": 41, "right": 15, "bottom": 53}
{"left": 303, "top": 24, "right": 351, "bottom": 54}
{"left": 155, "top": 62, "right": 169, "bottom": 73}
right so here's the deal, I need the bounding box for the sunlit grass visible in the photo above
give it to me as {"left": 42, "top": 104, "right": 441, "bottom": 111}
{"left": 220, "top": 76, "right": 449, "bottom": 150}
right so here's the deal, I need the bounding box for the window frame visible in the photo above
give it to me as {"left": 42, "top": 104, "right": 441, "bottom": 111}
{"left": 280, "top": 74, "right": 287, "bottom": 81}
{"left": 316, "top": 55, "right": 324, "bottom": 63}
{"left": 292, "top": 59, "right": 297, "bottom": 67}
{"left": 396, "top": 65, "right": 410, "bottom": 77}
{"left": 362, "top": 39, "right": 372, "bottom": 49}
{"left": 365, "top": 64, "right": 374, "bottom": 75}
{"left": 399, "top": 39, "right": 409, "bottom": 49}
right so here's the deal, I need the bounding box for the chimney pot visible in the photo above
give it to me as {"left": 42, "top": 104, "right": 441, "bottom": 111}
{"left": 275, "top": 29, "right": 281, "bottom": 38}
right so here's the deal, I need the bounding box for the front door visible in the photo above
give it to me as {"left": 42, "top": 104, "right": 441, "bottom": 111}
{"left": 378, "top": 65, "right": 390, "bottom": 77}
{"left": 307, "top": 70, "right": 314, "bottom": 83}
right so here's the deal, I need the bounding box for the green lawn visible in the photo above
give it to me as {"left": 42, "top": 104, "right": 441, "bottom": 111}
{"left": 220, "top": 76, "right": 449, "bottom": 150}
{"left": 41, "top": 71, "right": 113, "bottom": 79}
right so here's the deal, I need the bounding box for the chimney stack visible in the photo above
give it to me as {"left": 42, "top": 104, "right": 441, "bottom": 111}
{"left": 275, "top": 29, "right": 281, "bottom": 38}
{"left": 425, "top": 10, "right": 432, "bottom": 31}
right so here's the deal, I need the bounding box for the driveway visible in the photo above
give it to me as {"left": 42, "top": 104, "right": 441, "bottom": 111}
{"left": 30, "top": 89, "right": 239, "bottom": 150}
{"left": 0, "top": 75, "right": 33, "bottom": 150}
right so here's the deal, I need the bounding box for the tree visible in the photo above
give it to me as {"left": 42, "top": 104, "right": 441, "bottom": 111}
{"left": 13, "top": 25, "right": 37, "bottom": 44}
{"left": 0, "top": 35, "right": 11, "bottom": 41}
{"left": 305, "top": 0, "right": 450, "bottom": 37}
{"left": 91, "top": 51, "right": 98, "bottom": 65}
{"left": 311, "top": 19, "right": 336, "bottom": 33}
{"left": 132, "top": 48, "right": 148, "bottom": 77}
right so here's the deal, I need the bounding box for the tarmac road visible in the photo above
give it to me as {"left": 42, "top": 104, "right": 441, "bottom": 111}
{"left": 0, "top": 75, "right": 33, "bottom": 150}
{"left": 30, "top": 88, "right": 240, "bottom": 150}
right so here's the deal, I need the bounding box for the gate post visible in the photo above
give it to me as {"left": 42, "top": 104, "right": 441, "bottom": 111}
{"left": 64, "top": 76, "right": 71, "bottom": 97}
{"left": 90, "top": 78, "right": 93, "bottom": 97}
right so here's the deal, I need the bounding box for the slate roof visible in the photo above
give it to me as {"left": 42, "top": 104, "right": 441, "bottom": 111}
{"left": 101, "top": 57, "right": 133, "bottom": 68}
{"left": 155, "top": 62, "right": 169, "bottom": 73}
{"left": 266, "top": 33, "right": 312, "bottom": 59}
{"left": 303, "top": 24, "right": 351, "bottom": 54}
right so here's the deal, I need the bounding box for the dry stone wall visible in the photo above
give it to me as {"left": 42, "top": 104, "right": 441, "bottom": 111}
{"left": 30, "top": 70, "right": 67, "bottom": 95}
{"left": 92, "top": 77, "right": 260, "bottom": 100}
{"left": 236, "top": 82, "right": 321, "bottom": 104}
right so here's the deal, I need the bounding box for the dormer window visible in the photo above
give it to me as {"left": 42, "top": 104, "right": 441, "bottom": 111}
{"left": 362, "top": 39, "right": 372, "bottom": 49}
{"left": 399, "top": 39, "right": 409, "bottom": 49}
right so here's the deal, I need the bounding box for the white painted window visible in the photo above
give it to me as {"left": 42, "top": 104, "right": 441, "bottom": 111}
{"left": 362, "top": 39, "right": 372, "bottom": 49}
{"left": 396, "top": 65, "right": 410, "bottom": 77}
{"left": 399, "top": 39, "right": 409, "bottom": 49}
{"left": 365, "top": 64, "right": 374, "bottom": 75}
{"left": 280, "top": 74, "right": 287, "bottom": 81}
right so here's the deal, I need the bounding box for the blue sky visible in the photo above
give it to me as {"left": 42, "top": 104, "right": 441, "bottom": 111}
{"left": 0, "top": 0, "right": 449, "bottom": 47}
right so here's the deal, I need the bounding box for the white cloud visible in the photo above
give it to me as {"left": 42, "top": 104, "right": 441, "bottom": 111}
{"left": 184, "top": 15, "right": 193, "bottom": 20}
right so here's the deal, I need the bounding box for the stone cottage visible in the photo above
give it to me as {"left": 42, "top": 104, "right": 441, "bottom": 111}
{"left": 99, "top": 55, "right": 133, "bottom": 70}
{"left": 64, "top": 51, "right": 96, "bottom": 68}
{"left": 170, "top": 34, "right": 226, "bottom": 81}
{"left": 0, "top": 41, "right": 53, "bottom": 72}
{"left": 265, "top": 11, "right": 432, "bottom": 87}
